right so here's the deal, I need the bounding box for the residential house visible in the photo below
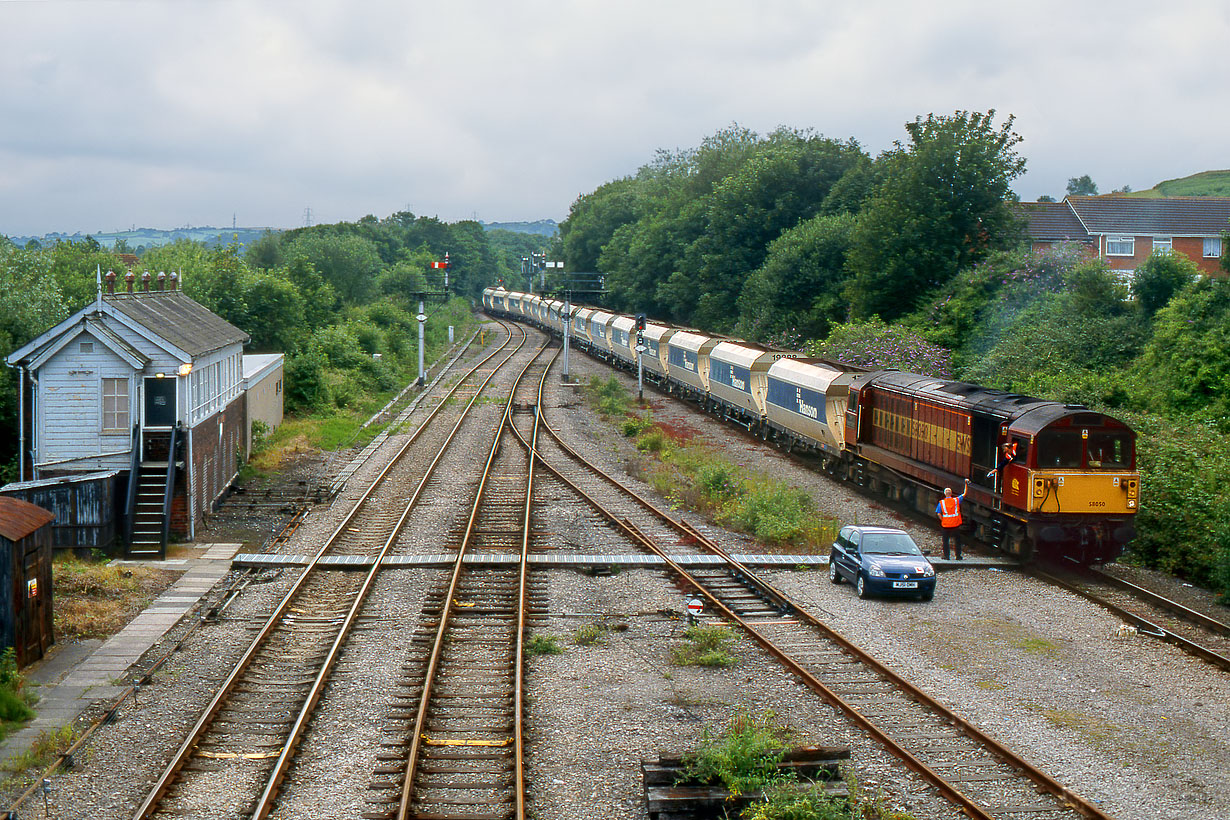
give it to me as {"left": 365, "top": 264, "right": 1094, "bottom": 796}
{"left": 1017, "top": 195, "right": 1230, "bottom": 277}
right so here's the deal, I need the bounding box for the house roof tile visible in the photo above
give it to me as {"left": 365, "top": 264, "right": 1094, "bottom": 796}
{"left": 1015, "top": 202, "right": 1092, "bottom": 243}
{"left": 1066, "top": 195, "right": 1230, "bottom": 236}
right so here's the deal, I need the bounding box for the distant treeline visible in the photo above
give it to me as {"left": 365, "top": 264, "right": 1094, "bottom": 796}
{"left": 0, "top": 212, "right": 551, "bottom": 480}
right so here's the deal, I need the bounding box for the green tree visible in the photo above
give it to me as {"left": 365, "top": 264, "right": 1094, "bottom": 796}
{"left": 686, "top": 133, "right": 866, "bottom": 330}
{"left": 283, "top": 231, "right": 382, "bottom": 304}
{"left": 1066, "top": 175, "right": 1098, "bottom": 196}
{"left": 242, "top": 272, "right": 307, "bottom": 353}
{"left": 845, "top": 110, "right": 1027, "bottom": 321}
{"left": 245, "top": 230, "right": 284, "bottom": 270}
{"left": 736, "top": 212, "right": 856, "bottom": 343}
{"left": 1131, "top": 251, "right": 1200, "bottom": 318}
{"left": 1134, "top": 276, "right": 1230, "bottom": 420}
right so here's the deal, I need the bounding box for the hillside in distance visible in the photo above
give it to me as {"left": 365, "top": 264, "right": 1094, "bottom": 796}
{"left": 1128, "top": 170, "right": 1230, "bottom": 198}
{"left": 8, "top": 226, "right": 275, "bottom": 251}
{"left": 480, "top": 219, "right": 558, "bottom": 236}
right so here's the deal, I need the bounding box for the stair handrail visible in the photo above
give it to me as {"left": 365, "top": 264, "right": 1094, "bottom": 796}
{"left": 124, "top": 423, "right": 140, "bottom": 550}
{"left": 159, "top": 424, "right": 179, "bottom": 556}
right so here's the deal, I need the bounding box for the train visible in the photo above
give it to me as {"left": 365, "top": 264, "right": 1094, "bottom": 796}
{"left": 482, "top": 287, "right": 1139, "bottom": 565}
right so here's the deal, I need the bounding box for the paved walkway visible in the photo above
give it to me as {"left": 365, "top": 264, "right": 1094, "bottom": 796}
{"left": 0, "top": 544, "right": 241, "bottom": 766}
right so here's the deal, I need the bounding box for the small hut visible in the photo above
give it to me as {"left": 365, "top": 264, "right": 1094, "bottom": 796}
{"left": 0, "top": 496, "right": 55, "bottom": 667}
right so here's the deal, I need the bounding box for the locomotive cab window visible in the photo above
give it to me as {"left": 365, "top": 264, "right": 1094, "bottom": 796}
{"left": 1036, "top": 430, "right": 1083, "bottom": 469}
{"left": 1087, "top": 432, "right": 1133, "bottom": 469}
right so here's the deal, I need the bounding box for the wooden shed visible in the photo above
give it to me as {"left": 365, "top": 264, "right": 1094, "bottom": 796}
{"left": 0, "top": 496, "right": 56, "bottom": 667}
{"left": 0, "top": 470, "right": 121, "bottom": 554}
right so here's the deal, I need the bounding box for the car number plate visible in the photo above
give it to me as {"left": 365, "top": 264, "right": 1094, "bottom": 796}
{"left": 892, "top": 581, "right": 918, "bottom": 589}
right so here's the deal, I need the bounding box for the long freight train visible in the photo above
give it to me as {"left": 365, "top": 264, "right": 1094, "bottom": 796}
{"left": 483, "top": 287, "right": 1139, "bottom": 564}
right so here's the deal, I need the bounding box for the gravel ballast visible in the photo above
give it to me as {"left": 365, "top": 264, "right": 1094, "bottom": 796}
{"left": 6, "top": 323, "right": 1226, "bottom": 820}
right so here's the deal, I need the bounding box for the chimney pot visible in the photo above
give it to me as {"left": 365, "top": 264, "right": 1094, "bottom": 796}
{"left": 169, "top": 271, "right": 179, "bottom": 292}
{"left": 125, "top": 270, "right": 135, "bottom": 294}
{"left": 157, "top": 271, "right": 166, "bottom": 291}
{"left": 105, "top": 270, "right": 116, "bottom": 295}
{"left": 141, "top": 271, "right": 151, "bottom": 292}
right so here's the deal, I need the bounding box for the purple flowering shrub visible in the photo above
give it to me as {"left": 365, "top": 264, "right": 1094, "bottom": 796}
{"left": 805, "top": 318, "right": 953, "bottom": 377}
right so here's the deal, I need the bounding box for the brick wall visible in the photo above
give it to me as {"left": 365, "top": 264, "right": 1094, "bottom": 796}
{"left": 189, "top": 396, "right": 246, "bottom": 527}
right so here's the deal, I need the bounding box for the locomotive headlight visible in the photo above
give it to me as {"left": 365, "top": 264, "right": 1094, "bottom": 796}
{"left": 1127, "top": 479, "right": 1138, "bottom": 498}
{"left": 1033, "top": 477, "right": 1046, "bottom": 498}
{"left": 868, "top": 564, "right": 886, "bottom": 578}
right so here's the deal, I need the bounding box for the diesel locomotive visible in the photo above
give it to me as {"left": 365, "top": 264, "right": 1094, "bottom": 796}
{"left": 482, "top": 287, "right": 1138, "bottom": 564}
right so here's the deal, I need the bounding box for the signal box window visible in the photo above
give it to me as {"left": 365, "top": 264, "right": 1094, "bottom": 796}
{"left": 102, "top": 378, "right": 129, "bottom": 433}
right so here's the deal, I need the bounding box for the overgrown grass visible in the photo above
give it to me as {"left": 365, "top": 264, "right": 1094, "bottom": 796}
{"left": 0, "top": 649, "right": 35, "bottom": 742}
{"left": 679, "top": 711, "right": 916, "bottom": 820}
{"left": 671, "top": 624, "right": 738, "bottom": 668}
{"left": 585, "top": 375, "right": 635, "bottom": 417}
{"left": 525, "top": 634, "right": 564, "bottom": 656}
{"left": 0, "top": 725, "right": 78, "bottom": 776}
{"left": 573, "top": 622, "right": 609, "bottom": 646}
{"left": 53, "top": 557, "right": 181, "bottom": 641}
{"left": 680, "top": 711, "right": 795, "bottom": 796}
{"left": 629, "top": 418, "right": 839, "bottom": 552}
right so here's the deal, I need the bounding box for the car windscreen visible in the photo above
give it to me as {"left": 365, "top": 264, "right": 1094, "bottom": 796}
{"left": 859, "top": 532, "right": 923, "bottom": 555}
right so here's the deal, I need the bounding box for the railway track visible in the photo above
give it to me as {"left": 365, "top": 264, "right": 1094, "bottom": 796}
{"left": 497, "top": 328, "right": 1117, "bottom": 820}
{"left": 1030, "top": 565, "right": 1230, "bottom": 673}
{"left": 365, "top": 342, "right": 559, "bottom": 820}
{"left": 133, "top": 321, "right": 530, "bottom": 820}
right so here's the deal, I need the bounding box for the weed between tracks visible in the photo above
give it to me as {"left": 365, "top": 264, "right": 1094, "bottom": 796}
{"left": 671, "top": 624, "right": 738, "bottom": 668}
{"left": 525, "top": 634, "right": 564, "bottom": 656}
{"left": 584, "top": 376, "right": 839, "bottom": 552}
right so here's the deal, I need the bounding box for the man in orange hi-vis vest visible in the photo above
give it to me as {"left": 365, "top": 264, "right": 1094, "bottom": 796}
{"left": 935, "top": 478, "right": 970, "bottom": 560}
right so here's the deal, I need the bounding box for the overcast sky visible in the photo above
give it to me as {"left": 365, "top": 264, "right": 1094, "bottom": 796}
{"left": 2, "top": 0, "right": 1227, "bottom": 237}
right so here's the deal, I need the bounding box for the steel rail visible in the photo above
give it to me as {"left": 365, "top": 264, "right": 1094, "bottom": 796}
{"left": 1086, "top": 567, "right": 1230, "bottom": 637}
{"left": 512, "top": 346, "right": 557, "bottom": 819}
{"left": 500, "top": 351, "right": 1114, "bottom": 820}
{"left": 133, "top": 320, "right": 525, "bottom": 820}
{"left": 1029, "top": 567, "right": 1230, "bottom": 673}
{"left": 396, "top": 341, "right": 553, "bottom": 820}
{"left": 248, "top": 325, "right": 534, "bottom": 819}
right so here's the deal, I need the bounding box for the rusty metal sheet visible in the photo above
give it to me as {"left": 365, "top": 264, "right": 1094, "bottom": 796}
{"left": 0, "top": 496, "right": 55, "bottom": 542}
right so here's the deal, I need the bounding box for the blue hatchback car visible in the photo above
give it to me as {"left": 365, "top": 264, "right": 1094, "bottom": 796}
{"left": 829, "top": 526, "right": 937, "bottom": 601}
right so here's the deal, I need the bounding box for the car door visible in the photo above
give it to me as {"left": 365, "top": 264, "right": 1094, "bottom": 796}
{"left": 843, "top": 529, "right": 862, "bottom": 580}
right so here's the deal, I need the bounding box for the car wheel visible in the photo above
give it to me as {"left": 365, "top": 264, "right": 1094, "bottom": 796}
{"left": 829, "top": 560, "right": 843, "bottom": 584}
{"left": 856, "top": 574, "right": 870, "bottom": 599}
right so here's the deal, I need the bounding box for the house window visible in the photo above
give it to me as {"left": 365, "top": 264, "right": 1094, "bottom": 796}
{"left": 1153, "top": 236, "right": 1172, "bottom": 255}
{"left": 102, "top": 378, "right": 129, "bottom": 432}
{"left": 80, "top": 342, "right": 94, "bottom": 353}
{"left": 1106, "top": 236, "right": 1135, "bottom": 256}
{"left": 1205, "top": 237, "right": 1223, "bottom": 258}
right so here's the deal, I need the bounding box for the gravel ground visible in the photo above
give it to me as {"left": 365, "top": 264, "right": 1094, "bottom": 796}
{"left": 8, "top": 324, "right": 1226, "bottom": 820}
{"left": 541, "top": 348, "right": 1230, "bottom": 820}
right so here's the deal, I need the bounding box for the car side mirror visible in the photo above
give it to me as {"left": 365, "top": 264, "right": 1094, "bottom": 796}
{"left": 922, "top": 549, "right": 933, "bottom": 557}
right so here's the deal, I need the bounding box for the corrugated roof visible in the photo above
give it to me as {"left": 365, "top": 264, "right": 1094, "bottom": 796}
{"left": 104, "top": 291, "right": 248, "bottom": 358}
{"left": 1066, "top": 195, "right": 1230, "bottom": 236}
{"left": 1014, "top": 202, "right": 1092, "bottom": 243}
{"left": 0, "top": 496, "right": 55, "bottom": 542}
